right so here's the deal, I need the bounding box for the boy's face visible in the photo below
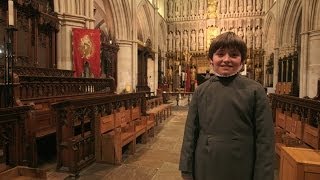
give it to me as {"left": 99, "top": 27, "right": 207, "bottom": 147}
{"left": 210, "top": 47, "right": 242, "bottom": 76}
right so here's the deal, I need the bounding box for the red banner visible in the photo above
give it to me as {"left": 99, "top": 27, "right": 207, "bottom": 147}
{"left": 72, "top": 28, "right": 101, "bottom": 78}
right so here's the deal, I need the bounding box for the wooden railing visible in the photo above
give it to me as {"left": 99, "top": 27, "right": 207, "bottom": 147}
{"left": 0, "top": 69, "right": 116, "bottom": 167}
{"left": 0, "top": 66, "right": 74, "bottom": 77}
{"left": 15, "top": 75, "right": 114, "bottom": 101}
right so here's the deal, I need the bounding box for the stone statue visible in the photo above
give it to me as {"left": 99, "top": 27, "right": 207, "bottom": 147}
{"left": 256, "top": 0, "right": 262, "bottom": 11}
{"left": 183, "top": 30, "right": 188, "bottom": 50}
{"left": 175, "top": 31, "right": 181, "bottom": 51}
{"left": 238, "top": 0, "right": 244, "bottom": 13}
{"left": 190, "top": 0, "right": 196, "bottom": 15}
{"left": 183, "top": 0, "right": 188, "bottom": 17}
{"left": 199, "top": 0, "right": 205, "bottom": 14}
{"left": 191, "top": 30, "right": 196, "bottom": 51}
{"left": 246, "top": 27, "right": 253, "bottom": 48}
{"left": 247, "top": 0, "right": 253, "bottom": 12}
{"left": 190, "top": 65, "right": 197, "bottom": 81}
{"left": 255, "top": 27, "right": 263, "bottom": 49}
{"left": 237, "top": 27, "right": 244, "bottom": 40}
{"left": 168, "top": 0, "right": 174, "bottom": 17}
{"left": 175, "top": 0, "right": 181, "bottom": 17}
{"left": 198, "top": 29, "right": 204, "bottom": 50}
{"left": 229, "top": 0, "right": 236, "bottom": 13}
{"left": 168, "top": 31, "right": 173, "bottom": 51}
{"left": 167, "top": 66, "right": 173, "bottom": 83}
{"left": 221, "top": 0, "right": 227, "bottom": 14}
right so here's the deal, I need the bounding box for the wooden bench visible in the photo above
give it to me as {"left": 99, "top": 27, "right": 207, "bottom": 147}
{"left": 52, "top": 93, "right": 146, "bottom": 173}
{"left": 12, "top": 75, "right": 115, "bottom": 167}
{"left": 270, "top": 93, "right": 320, "bottom": 156}
{"left": 146, "top": 96, "right": 172, "bottom": 125}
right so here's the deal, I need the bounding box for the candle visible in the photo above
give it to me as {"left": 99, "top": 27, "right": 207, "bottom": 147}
{"left": 8, "top": 0, "right": 14, "bottom": 26}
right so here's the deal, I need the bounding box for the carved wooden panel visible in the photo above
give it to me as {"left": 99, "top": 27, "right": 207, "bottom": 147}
{"left": 2, "top": 0, "right": 59, "bottom": 68}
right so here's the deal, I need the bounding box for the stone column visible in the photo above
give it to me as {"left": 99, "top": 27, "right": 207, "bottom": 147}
{"left": 71, "top": 0, "right": 76, "bottom": 15}
{"left": 132, "top": 0, "right": 138, "bottom": 92}
{"left": 299, "top": 0, "right": 310, "bottom": 97}
{"left": 154, "top": 7, "right": 159, "bottom": 94}
{"left": 117, "top": 42, "right": 134, "bottom": 93}
{"left": 55, "top": 0, "right": 91, "bottom": 70}
{"left": 273, "top": 48, "right": 279, "bottom": 89}
{"left": 53, "top": 0, "right": 59, "bottom": 12}
{"left": 307, "top": 31, "right": 320, "bottom": 97}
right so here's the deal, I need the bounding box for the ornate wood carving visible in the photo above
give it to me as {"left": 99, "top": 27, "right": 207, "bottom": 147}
{"left": 277, "top": 52, "right": 299, "bottom": 96}
{"left": 0, "top": 106, "right": 31, "bottom": 169}
{"left": 52, "top": 92, "right": 146, "bottom": 174}
{"left": 137, "top": 39, "right": 154, "bottom": 92}
{"left": 101, "top": 33, "right": 119, "bottom": 84}
{"left": 0, "top": 0, "right": 59, "bottom": 68}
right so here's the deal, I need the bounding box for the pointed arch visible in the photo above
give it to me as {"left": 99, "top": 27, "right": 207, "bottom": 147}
{"left": 264, "top": 12, "right": 276, "bottom": 55}
{"left": 311, "top": 0, "right": 320, "bottom": 30}
{"left": 137, "top": 1, "right": 154, "bottom": 43}
{"left": 158, "top": 20, "right": 167, "bottom": 51}
{"left": 279, "top": 0, "right": 302, "bottom": 47}
{"left": 98, "top": 0, "right": 132, "bottom": 40}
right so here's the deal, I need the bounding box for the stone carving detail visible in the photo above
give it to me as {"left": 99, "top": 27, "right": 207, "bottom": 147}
{"left": 237, "top": 27, "right": 244, "bottom": 40}
{"left": 247, "top": 0, "right": 253, "bottom": 12}
{"left": 221, "top": 0, "right": 227, "bottom": 14}
{"left": 175, "top": 31, "right": 181, "bottom": 51}
{"left": 199, "top": 0, "right": 204, "bottom": 14}
{"left": 183, "top": 1, "right": 188, "bottom": 17}
{"left": 238, "top": 0, "right": 244, "bottom": 13}
{"left": 190, "top": 0, "right": 197, "bottom": 16}
{"left": 246, "top": 27, "right": 253, "bottom": 48}
{"left": 175, "top": 0, "right": 181, "bottom": 17}
{"left": 190, "top": 30, "right": 196, "bottom": 51}
{"left": 229, "top": 0, "right": 236, "bottom": 13}
{"left": 207, "top": 0, "right": 218, "bottom": 18}
{"left": 256, "top": 0, "right": 263, "bottom": 11}
{"left": 166, "top": 0, "right": 265, "bottom": 53}
{"left": 183, "top": 30, "right": 188, "bottom": 51}
{"left": 198, "top": 29, "right": 204, "bottom": 50}
{"left": 168, "top": 0, "right": 174, "bottom": 17}
{"left": 168, "top": 31, "right": 173, "bottom": 51}
{"left": 255, "top": 26, "right": 263, "bottom": 49}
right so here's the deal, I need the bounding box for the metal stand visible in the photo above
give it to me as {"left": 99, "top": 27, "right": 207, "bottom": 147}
{"left": 3, "top": 25, "right": 16, "bottom": 107}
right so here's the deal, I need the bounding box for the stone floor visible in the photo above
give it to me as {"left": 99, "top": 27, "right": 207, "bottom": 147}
{"left": 46, "top": 98, "right": 279, "bottom": 180}
{"left": 74, "top": 105, "right": 188, "bottom": 180}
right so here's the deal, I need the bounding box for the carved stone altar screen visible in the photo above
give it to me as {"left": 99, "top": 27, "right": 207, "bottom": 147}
{"left": 165, "top": 0, "right": 266, "bottom": 86}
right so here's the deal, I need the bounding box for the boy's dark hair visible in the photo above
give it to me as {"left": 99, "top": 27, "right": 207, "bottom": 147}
{"left": 208, "top": 32, "right": 247, "bottom": 62}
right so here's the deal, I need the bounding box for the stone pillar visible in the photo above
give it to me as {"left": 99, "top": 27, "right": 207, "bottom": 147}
{"left": 117, "top": 42, "right": 134, "bottom": 93}
{"left": 53, "top": 0, "right": 59, "bottom": 12}
{"left": 273, "top": 48, "right": 279, "bottom": 89}
{"left": 132, "top": 0, "right": 138, "bottom": 92}
{"left": 57, "top": 24, "right": 73, "bottom": 70}
{"left": 154, "top": 7, "right": 159, "bottom": 94}
{"left": 55, "top": 0, "right": 92, "bottom": 70}
{"left": 307, "top": 31, "right": 320, "bottom": 97}
{"left": 299, "top": 0, "right": 310, "bottom": 97}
